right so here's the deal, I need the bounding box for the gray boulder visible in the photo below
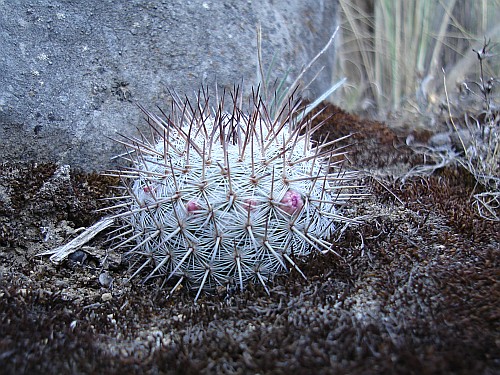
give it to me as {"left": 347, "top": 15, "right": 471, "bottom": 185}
{"left": 0, "top": 0, "right": 338, "bottom": 171}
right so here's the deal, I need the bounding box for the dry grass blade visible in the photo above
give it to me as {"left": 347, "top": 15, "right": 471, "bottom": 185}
{"left": 334, "top": 0, "right": 500, "bottom": 115}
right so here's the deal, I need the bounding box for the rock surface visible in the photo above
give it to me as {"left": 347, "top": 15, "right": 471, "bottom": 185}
{"left": 0, "top": 0, "right": 338, "bottom": 171}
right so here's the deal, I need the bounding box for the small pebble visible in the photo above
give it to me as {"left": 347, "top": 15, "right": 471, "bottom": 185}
{"left": 99, "top": 271, "right": 113, "bottom": 288}
{"left": 101, "top": 293, "right": 112, "bottom": 302}
{"left": 68, "top": 250, "right": 87, "bottom": 264}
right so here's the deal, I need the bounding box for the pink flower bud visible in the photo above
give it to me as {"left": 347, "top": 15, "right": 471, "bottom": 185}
{"left": 143, "top": 185, "right": 155, "bottom": 194}
{"left": 186, "top": 200, "right": 200, "bottom": 213}
{"left": 280, "top": 190, "right": 303, "bottom": 215}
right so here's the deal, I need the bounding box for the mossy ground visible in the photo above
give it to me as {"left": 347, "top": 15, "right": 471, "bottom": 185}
{"left": 0, "top": 104, "right": 498, "bottom": 374}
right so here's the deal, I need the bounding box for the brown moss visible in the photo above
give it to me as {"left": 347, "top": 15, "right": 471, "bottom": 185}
{"left": 396, "top": 168, "right": 498, "bottom": 242}
{"left": 1, "top": 103, "right": 499, "bottom": 374}
{"left": 308, "top": 102, "right": 427, "bottom": 169}
{"left": 69, "top": 170, "right": 119, "bottom": 227}
{"left": 0, "top": 162, "right": 118, "bottom": 247}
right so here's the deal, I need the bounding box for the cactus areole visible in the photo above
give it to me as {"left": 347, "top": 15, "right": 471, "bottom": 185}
{"left": 108, "top": 87, "right": 362, "bottom": 300}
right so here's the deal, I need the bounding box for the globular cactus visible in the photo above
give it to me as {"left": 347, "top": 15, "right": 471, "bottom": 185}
{"left": 106, "top": 86, "right": 363, "bottom": 300}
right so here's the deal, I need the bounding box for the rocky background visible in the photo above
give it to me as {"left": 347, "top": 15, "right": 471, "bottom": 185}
{"left": 0, "top": 0, "right": 337, "bottom": 170}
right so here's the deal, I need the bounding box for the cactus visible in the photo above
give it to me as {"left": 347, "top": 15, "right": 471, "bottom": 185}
{"left": 104, "top": 85, "right": 363, "bottom": 300}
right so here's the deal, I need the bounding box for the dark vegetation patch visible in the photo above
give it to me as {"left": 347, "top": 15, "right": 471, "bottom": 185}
{"left": 310, "top": 103, "right": 429, "bottom": 169}
{"left": 0, "top": 162, "right": 117, "bottom": 248}
{"left": 0, "top": 104, "right": 499, "bottom": 374}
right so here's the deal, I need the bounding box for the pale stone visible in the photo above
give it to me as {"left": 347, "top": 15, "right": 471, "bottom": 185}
{"left": 0, "top": 0, "right": 338, "bottom": 171}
